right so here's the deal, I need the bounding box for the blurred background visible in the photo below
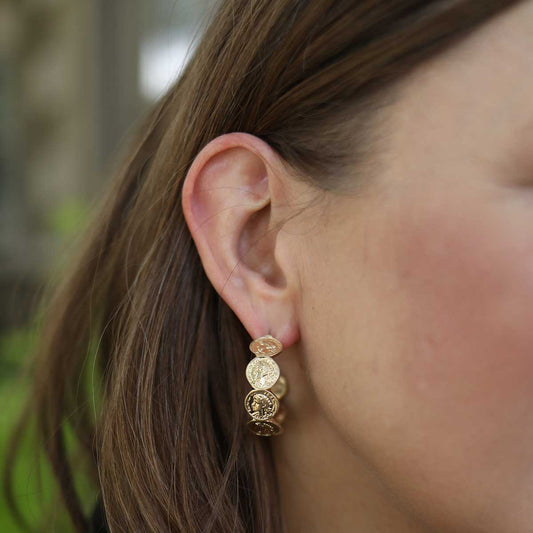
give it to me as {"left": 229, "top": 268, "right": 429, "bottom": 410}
{"left": 0, "top": 0, "right": 212, "bottom": 529}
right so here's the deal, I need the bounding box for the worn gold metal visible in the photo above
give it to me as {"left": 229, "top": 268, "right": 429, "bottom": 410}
{"left": 246, "top": 355, "right": 280, "bottom": 389}
{"left": 274, "top": 403, "right": 287, "bottom": 424}
{"left": 244, "top": 389, "right": 279, "bottom": 420}
{"left": 270, "top": 375, "right": 287, "bottom": 400}
{"left": 245, "top": 334, "right": 288, "bottom": 436}
{"left": 247, "top": 418, "right": 283, "bottom": 436}
{"left": 249, "top": 334, "right": 283, "bottom": 357}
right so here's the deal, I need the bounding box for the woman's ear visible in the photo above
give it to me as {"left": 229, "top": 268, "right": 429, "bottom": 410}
{"left": 181, "top": 132, "right": 301, "bottom": 348}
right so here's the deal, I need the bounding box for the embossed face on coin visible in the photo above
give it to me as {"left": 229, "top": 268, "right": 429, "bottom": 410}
{"left": 246, "top": 356, "right": 280, "bottom": 389}
{"left": 247, "top": 419, "right": 283, "bottom": 437}
{"left": 249, "top": 335, "right": 283, "bottom": 357}
{"left": 244, "top": 389, "right": 279, "bottom": 420}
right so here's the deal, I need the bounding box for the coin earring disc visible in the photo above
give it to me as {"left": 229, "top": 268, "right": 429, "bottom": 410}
{"left": 244, "top": 334, "right": 288, "bottom": 437}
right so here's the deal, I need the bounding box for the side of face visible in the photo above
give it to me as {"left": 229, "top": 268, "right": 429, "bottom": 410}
{"left": 296, "top": 2, "right": 533, "bottom": 531}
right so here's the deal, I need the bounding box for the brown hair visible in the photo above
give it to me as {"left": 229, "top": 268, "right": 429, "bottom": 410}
{"left": 4, "top": 1, "right": 522, "bottom": 531}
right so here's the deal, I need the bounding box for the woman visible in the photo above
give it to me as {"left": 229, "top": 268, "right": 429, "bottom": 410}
{"left": 4, "top": 0, "right": 533, "bottom": 531}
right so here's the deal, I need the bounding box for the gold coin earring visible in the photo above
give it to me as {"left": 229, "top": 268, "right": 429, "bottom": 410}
{"left": 244, "top": 334, "right": 288, "bottom": 437}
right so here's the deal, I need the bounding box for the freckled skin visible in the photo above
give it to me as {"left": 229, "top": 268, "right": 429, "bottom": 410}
{"left": 293, "top": 2, "right": 533, "bottom": 531}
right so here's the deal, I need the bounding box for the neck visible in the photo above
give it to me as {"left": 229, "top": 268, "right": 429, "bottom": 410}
{"left": 269, "top": 351, "right": 427, "bottom": 533}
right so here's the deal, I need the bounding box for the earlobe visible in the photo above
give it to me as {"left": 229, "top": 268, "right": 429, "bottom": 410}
{"left": 181, "top": 132, "right": 300, "bottom": 348}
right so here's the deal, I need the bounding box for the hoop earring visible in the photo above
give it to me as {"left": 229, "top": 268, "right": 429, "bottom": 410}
{"left": 244, "top": 334, "right": 288, "bottom": 437}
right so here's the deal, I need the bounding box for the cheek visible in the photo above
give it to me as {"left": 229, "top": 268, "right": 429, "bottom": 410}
{"left": 397, "top": 195, "right": 533, "bottom": 414}
{"left": 382, "top": 191, "right": 533, "bottom": 528}
{"left": 302, "top": 189, "right": 533, "bottom": 531}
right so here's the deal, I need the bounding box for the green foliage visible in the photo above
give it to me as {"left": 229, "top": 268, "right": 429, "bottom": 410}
{"left": 0, "top": 326, "right": 100, "bottom": 531}
{"left": 1, "top": 201, "right": 91, "bottom": 531}
{"left": 0, "top": 380, "right": 74, "bottom": 532}
{"left": 45, "top": 199, "right": 89, "bottom": 239}
{"left": 0, "top": 327, "right": 34, "bottom": 381}
{"left": 0, "top": 326, "right": 69, "bottom": 531}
